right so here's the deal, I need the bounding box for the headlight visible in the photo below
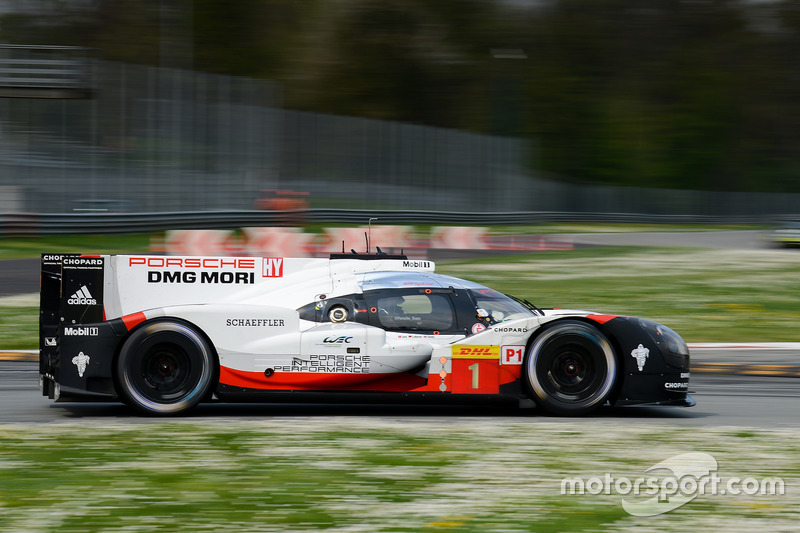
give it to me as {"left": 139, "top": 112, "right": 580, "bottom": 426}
{"left": 637, "top": 319, "right": 690, "bottom": 370}
{"left": 655, "top": 324, "right": 689, "bottom": 356}
{"left": 654, "top": 323, "right": 690, "bottom": 370}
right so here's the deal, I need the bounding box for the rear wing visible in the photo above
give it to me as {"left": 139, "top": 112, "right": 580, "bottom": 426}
{"left": 39, "top": 254, "right": 106, "bottom": 393}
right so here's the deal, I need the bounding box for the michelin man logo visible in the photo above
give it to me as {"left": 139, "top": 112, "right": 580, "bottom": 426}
{"left": 631, "top": 344, "right": 649, "bottom": 371}
{"left": 72, "top": 351, "right": 90, "bottom": 378}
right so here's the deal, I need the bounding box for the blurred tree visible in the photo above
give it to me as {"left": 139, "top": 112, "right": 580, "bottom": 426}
{"left": 0, "top": 0, "right": 161, "bottom": 63}
{"left": 193, "top": 0, "right": 309, "bottom": 77}
{"left": 0, "top": 0, "right": 799, "bottom": 192}
{"left": 282, "top": 0, "right": 500, "bottom": 130}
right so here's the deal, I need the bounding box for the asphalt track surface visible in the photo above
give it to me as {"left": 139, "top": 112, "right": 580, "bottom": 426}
{"left": 1, "top": 360, "right": 798, "bottom": 427}
{"left": 0, "top": 257, "right": 39, "bottom": 297}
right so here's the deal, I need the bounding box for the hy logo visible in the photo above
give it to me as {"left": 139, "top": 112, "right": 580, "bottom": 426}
{"left": 263, "top": 257, "right": 284, "bottom": 278}
{"left": 67, "top": 285, "right": 97, "bottom": 305}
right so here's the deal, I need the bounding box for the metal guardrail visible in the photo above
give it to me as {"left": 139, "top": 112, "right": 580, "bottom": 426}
{"left": 0, "top": 209, "right": 789, "bottom": 235}
{"left": 0, "top": 45, "right": 93, "bottom": 99}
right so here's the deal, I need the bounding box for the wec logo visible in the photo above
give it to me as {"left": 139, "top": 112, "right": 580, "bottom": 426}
{"left": 323, "top": 336, "right": 352, "bottom": 344}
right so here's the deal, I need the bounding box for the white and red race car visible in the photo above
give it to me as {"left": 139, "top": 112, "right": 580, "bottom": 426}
{"left": 39, "top": 252, "right": 693, "bottom": 415}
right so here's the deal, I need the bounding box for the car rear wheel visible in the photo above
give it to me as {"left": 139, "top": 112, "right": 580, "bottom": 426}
{"left": 116, "top": 320, "right": 216, "bottom": 415}
{"left": 524, "top": 320, "right": 617, "bottom": 416}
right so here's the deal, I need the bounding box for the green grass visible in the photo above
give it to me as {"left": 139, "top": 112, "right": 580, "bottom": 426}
{"left": 0, "top": 420, "right": 796, "bottom": 532}
{"left": 0, "top": 234, "right": 153, "bottom": 259}
{"left": 0, "top": 305, "right": 37, "bottom": 349}
{"left": 437, "top": 246, "right": 800, "bottom": 343}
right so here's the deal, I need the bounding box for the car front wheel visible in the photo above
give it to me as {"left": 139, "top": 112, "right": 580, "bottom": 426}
{"left": 524, "top": 320, "right": 617, "bottom": 416}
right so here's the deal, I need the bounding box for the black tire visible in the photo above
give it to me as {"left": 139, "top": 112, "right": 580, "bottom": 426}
{"left": 116, "top": 320, "right": 216, "bottom": 415}
{"left": 524, "top": 320, "right": 617, "bottom": 416}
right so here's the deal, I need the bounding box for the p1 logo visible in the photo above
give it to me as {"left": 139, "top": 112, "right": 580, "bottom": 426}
{"left": 501, "top": 345, "right": 524, "bottom": 365}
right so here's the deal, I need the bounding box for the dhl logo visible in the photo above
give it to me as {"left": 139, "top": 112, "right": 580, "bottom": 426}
{"left": 452, "top": 345, "right": 500, "bottom": 359}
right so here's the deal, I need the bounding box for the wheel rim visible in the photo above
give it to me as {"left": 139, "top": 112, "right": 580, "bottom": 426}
{"left": 118, "top": 321, "right": 214, "bottom": 414}
{"left": 538, "top": 343, "right": 604, "bottom": 402}
{"left": 136, "top": 343, "right": 194, "bottom": 401}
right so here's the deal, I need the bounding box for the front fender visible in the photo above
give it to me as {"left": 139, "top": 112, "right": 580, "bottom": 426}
{"left": 599, "top": 316, "right": 691, "bottom": 405}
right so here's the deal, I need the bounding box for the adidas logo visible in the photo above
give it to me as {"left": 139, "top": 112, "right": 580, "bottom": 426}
{"left": 67, "top": 285, "right": 97, "bottom": 305}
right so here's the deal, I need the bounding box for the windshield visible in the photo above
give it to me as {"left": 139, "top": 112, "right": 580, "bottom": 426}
{"left": 468, "top": 289, "right": 536, "bottom": 324}
{"left": 375, "top": 292, "right": 455, "bottom": 332}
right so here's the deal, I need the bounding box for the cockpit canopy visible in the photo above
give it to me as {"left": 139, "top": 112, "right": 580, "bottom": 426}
{"left": 298, "top": 272, "right": 536, "bottom": 334}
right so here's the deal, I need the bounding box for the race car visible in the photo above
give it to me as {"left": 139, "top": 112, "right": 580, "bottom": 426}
{"left": 771, "top": 220, "right": 800, "bottom": 248}
{"left": 39, "top": 252, "right": 694, "bottom": 416}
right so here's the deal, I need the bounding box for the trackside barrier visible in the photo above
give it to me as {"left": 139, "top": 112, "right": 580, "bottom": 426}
{"left": 161, "top": 228, "right": 318, "bottom": 257}
{"left": 323, "top": 226, "right": 413, "bottom": 254}
{"left": 487, "top": 235, "right": 574, "bottom": 251}
{"left": 242, "top": 227, "right": 315, "bottom": 257}
{"left": 154, "top": 226, "right": 572, "bottom": 257}
{"left": 166, "top": 230, "right": 236, "bottom": 256}
{"left": 1, "top": 209, "right": 791, "bottom": 236}
{"left": 431, "top": 226, "right": 488, "bottom": 250}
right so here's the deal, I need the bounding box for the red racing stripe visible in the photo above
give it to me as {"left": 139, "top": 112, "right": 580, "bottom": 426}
{"left": 220, "top": 366, "right": 427, "bottom": 392}
{"left": 121, "top": 312, "right": 147, "bottom": 331}
{"left": 586, "top": 314, "right": 617, "bottom": 324}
